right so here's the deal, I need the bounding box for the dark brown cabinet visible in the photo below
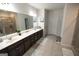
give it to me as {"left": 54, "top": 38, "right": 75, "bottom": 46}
{"left": 8, "top": 40, "right": 25, "bottom": 56}
{"left": 8, "top": 47, "right": 18, "bottom": 56}
{"left": 0, "top": 29, "right": 43, "bottom": 56}
{"left": 16, "top": 43, "right": 24, "bottom": 56}
{"left": 24, "top": 36, "right": 32, "bottom": 52}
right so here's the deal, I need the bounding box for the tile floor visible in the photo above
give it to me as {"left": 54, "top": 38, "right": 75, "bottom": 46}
{"left": 23, "top": 35, "right": 74, "bottom": 56}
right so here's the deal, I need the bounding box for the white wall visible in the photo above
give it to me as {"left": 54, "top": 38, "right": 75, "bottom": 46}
{"left": 48, "top": 8, "right": 64, "bottom": 37}
{"left": 0, "top": 3, "right": 38, "bottom": 16}
{"left": 61, "top": 4, "right": 79, "bottom": 47}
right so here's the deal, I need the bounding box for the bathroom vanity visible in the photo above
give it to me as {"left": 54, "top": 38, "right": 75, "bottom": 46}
{"left": 0, "top": 29, "right": 43, "bottom": 56}
{"left": 0, "top": 9, "right": 42, "bottom": 56}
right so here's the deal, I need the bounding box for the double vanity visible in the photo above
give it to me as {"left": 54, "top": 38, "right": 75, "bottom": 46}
{"left": 0, "top": 28, "right": 43, "bottom": 56}
{"left": 0, "top": 9, "right": 43, "bottom": 56}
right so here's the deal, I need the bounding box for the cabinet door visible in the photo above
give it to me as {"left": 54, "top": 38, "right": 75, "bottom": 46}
{"left": 34, "top": 33, "right": 38, "bottom": 42}
{"left": 8, "top": 48, "right": 18, "bottom": 56}
{"left": 29, "top": 34, "right": 36, "bottom": 45}
{"left": 24, "top": 39, "right": 31, "bottom": 52}
{"left": 40, "top": 30, "right": 43, "bottom": 38}
{"left": 8, "top": 43, "right": 24, "bottom": 56}
{"left": 8, "top": 40, "right": 24, "bottom": 56}
{"left": 16, "top": 43, "right": 24, "bottom": 56}
{"left": 8, "top": 43, "right": 18, "bottom": 56}
{"left": 28, "top": 35, "right": 33, "bottom": 46}
{"left": 37, "top": 30, "right": 43, "bottom": 40}
{"left": 37, "top": 31, "right": 40, "bottom": 40}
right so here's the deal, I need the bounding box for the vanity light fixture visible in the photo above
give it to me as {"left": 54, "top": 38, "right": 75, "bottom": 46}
{"left": 0, "top": 3, "right": 9, "bottom": 5}
{"left": 29, "top": 10, "right": 37, "bottom": 17}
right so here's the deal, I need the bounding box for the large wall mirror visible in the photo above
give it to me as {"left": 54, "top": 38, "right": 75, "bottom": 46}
{"left": 0, "top": 10, "right": 36, "bottom": 37}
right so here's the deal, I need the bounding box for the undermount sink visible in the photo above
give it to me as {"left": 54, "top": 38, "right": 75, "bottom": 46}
{"left": 0, "top": 36, "right": 20, "bottom": 44}
{"left": 0, "top": 39, "right": 10, "bottom": 44}
{"left": 0, "top": 38, "right": 3, "bottom": 43}
{"left": 3, "top": 39, "right": 10, "bottom": 43}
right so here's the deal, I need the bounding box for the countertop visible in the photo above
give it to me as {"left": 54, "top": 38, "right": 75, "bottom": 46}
{"left": 0, "top": 28, "right": 42, "bottom": 50}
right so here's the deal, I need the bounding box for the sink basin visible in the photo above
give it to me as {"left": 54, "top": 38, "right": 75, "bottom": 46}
{"left": 9, "top": 35, "right": 21, "bottom": 42}
{"left": 0, "top": 37, "right": 19, "bottom": 44}
{"left": 0, "top": 36, "right": 20, "bottom": 44}
{"left": 3, "top": 39, "right": 10, "bottom": 43}
{"left": 0, "top": 39, "right": 3, "bottom": 43}
{"left": 0, "top": 39, "right": 10, "bottom": 44}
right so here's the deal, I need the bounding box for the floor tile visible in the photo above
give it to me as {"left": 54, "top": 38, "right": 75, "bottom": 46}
{"left": 23, "top": 35, "right": 74, "bottom": 56}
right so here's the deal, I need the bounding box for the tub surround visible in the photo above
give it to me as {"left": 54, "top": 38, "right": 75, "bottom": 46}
{"left": 0, "top": 28, "right": 43, "bottom": 51}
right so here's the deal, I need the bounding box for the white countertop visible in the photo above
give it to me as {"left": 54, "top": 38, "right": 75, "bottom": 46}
{"left": 0, "top": 28, "right": 42, "bottom": 50}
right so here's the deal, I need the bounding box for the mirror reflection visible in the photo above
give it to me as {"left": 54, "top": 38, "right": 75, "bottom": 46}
{"left": 0, "top": 10, "right": 34, "bottom": 37}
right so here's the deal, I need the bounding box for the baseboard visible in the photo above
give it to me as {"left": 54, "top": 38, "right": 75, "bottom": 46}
{"left": 47, "top": 34, "right": 62, "bottom": 42}
{"left": 47, "top": 34, "right": 59, "bottom": 37}
{"left": 61, "top": 43, "right": 73, "bottom": 49}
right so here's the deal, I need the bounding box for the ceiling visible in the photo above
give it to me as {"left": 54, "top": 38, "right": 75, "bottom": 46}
{"left": 28, "top": 3, "right": 65, "bottom": 10}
